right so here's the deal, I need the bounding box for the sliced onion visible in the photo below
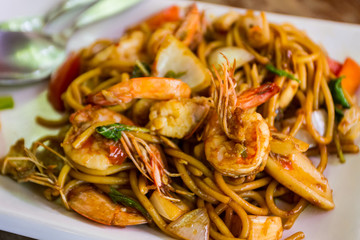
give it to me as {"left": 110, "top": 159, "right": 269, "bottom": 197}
{"left": 149, "top": 191, "right": 189, "bottom": 221}
{"left": 270, "top": 132, "right": 309, "bottom": 156}
{"left": 153, "top": 35, "right": 211, "bottom": 93}
{"left": 294, "top": 128, "right": 317, "bottom": 148}
{"left": 166, "top": 208, "right": 210, "bottom": 240}
{"left": 208, "top": 46, "right": 254, "bottom": 70}
{"left": 311, "top": 109, "right": 327, "bottom": 137}
{"left": 291, "top": 110, "right": 327, "bottom": 148}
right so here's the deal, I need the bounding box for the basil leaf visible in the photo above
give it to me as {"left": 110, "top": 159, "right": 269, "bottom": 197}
{"left": 266, "top": 64, "right": 301, "bottom": 83}
{"left": 109, "top": 187, "right": 152, "bottom": 222}
{"left": 0, "top": 96, "right": 14, "bottom": 110}
{"left": 164, "top": 70, "right": 186, "bottom": 79}
{"left": 131, "top": 61, "right": 151, "bottom": 78}
{"left": 96, "top": 123, "right": 149, "bottom": 141}
{"left": 328, "top": 76, "right": 350, "bottom": 109}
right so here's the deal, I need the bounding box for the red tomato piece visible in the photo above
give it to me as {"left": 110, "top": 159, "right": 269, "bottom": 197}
{"left": 109, "top": 145, "right": 127, "bottom": 165}
{"left": 48, "top": 52, "right": 81, "bottom": 111}
{"left": 327, "top": 57, "right": 342, "bottom": 76}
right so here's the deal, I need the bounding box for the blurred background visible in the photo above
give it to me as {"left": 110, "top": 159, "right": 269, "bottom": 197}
{"left": 0, "top": 0, "right": 359, "bottom": 239}
{"left": 198, "top": 0, "right": 360, "bottom": 23}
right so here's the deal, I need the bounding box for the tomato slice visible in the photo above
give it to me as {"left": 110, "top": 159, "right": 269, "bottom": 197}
{"left": 109, "top": 145, "right": 127, "bottom": 165}
{"left": 327, "top": 57, "right": 342, "bottom": 76}
{"left": 48, "top": 52, "right": 81, "bottom": 111}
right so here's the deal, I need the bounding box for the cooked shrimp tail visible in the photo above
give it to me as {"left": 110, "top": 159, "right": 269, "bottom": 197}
{"left": 236, "top": 82, "right": 280, "bottom": 110}
{"left": 68, "top": 184, "right": 148, "bottom": 226}
{"left": 87, "top": 77, "right": 191, "bottom": 106}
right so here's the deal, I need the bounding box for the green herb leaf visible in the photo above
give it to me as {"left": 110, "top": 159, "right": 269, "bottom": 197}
{"left": 0, "top": 96, "right": 14, "bottom": 110}
{"left": 164, "top": 70, "right": 186, "bottom": 79}
{"left": 265, "top": 64, "right": 301, "bottom": 83}
{"left": 328, "top": 76, "right": 350, "bottom": 109}
{"left": 131, "top": 61, "right": 151, "bottom": 78}
{"left": 109, "top": 187, "right": 152, "bottom": 222}
{"left": 96, "top": 123, "right": 150, "bottom": 141}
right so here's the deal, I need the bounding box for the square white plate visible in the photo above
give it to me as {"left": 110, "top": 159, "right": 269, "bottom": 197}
{"left": 0, "top": 0, "right": 360, "bottom": 239}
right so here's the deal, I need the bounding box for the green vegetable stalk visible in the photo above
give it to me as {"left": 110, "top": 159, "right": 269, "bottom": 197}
{"left": 328, "top": 76, "right": 350, "bottom": 109}
{"left": 265, "top": 64, "right": 301, "bottom": 83}
{"left": 131, "top": 61, "right": 151, "bottom": 78}
{"left": 0, "top": 96, "right": 14, "bottom": 110}
{"left": 164, "top": 70, "right": 186, "bottom": 79}
{"left": 96, "top": 123, "right": 150, "bottom": 141}
{"left": 333, "top": 128, "right": 346, "bottom": 164}
{"left": 109, "top": 187, "right": 152, "bottom": 222}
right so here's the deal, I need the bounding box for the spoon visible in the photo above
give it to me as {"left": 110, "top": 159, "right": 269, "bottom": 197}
{"left": 0, "top": 0, "right": 97, "bottom": 33}
{"left": 0, "top": 0, "right": 142, "bottom": 86}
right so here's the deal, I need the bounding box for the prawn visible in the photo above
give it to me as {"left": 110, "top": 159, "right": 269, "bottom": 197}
{"left": 204, "top": 57, "right": 280, "bottom": 177}
{"left": 174, "top": 4, "right": 207, "bottom": 49}
{"left": 87, "top": 77, "right": 191, "bottom": 106}
{"left": 62, "top": 106, "right": 133, "bottom": 170}
{"left": 67, "top": 184, "right": 147, "bottom": 226}
{"left": 63, "top": 106, "right": 176, "bottom": 201}
{"left": 241, "top": 10, "right": 270, "bottom": 48}
{"left": 148, "top": 97, "right": 211, "bottom": 139}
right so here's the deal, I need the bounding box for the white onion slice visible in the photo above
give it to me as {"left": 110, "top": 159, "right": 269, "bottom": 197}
{"left": 166, "top": 208, "right": 210, "bottom": 240}
{"left": 208, "top": 46, "right": 254, "bottom": 70}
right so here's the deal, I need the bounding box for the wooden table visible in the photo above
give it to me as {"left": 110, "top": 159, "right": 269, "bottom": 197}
{"left": 1, "top": 0, "right": 359, "bottom": 239}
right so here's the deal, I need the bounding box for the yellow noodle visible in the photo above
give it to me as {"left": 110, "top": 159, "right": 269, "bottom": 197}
{"left": 285, "top": 232, "right": 305, "bottom": 240}
{"left": 69, "top": 170, "right": 129, "bottom": 185}
{"left": 229, "top": 177, "right": 271, "bottom": 192}
{"left": 206, "top": 203, "right": 234, "bottom": 237}
{"left": 210, "top": 226, "right": 246, "bottom": 240}
{"left": 215, "top": 171, "right": 268, "bottom": 215}
{"left": 129, "top": 170, "right": 175, "bottom": 237}
{"left": 36, "top": 115, "right": 69, "bottom": 128}
{"left": 73, "top": 162, "right": 135, "bottom": 176}
{"left": 174, "top": 159, "right": 217, "bottom": 203}
{"left": 165, "top": 148, "right": 213, "bottom": 179}
{"left": 193, "top": 176, "right": 230, "bottom": 204}
{"left": 289, "top": 113, "right": 305, "bottom": 136}
{"left": 72, "top": 120, "right": 115, "bottom": 149}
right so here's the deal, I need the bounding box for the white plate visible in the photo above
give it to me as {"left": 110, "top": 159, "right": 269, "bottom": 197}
{"left": 1, "top": 0, "right": 360, "bottom": 239}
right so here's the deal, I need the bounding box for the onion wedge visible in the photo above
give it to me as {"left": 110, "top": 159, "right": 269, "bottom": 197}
{"left": 166, "top": 208, "right": 210, "bottom": 240}
{"left": 153, "top": 35, "right": 211, "bottom": 93}
{"left": 270, "top": 132, "right": 309, "bottom": 156}
{"left": 265, "top": 152, "right": 334, "bottom": 210}
{"left": 208, "top": 46, "right": 254, "bottom": 70}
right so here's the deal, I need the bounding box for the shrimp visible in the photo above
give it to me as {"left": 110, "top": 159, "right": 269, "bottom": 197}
{"left": 87, "top": 77, "right": 191, "bottom": 106}
{"left": 338, "top": 106, "right": 360, "bottom": 141}
{"left": 241, "top": 10, "right": 270, "bottom": 48}
{"left": 204, "top": 58, "right": 280, "bottom": 177}
{"left": 175, "top": 4, "right": 206, "bottom": 49}
{"left": 63, "top": 106, "right": 175, "bottom": 201}
{"left": 114, "top": 30, "right": 146, "bottom": 64}
{"left": 67, "top": 184, "right": 147, "bottom": 226}
{"left": 62, "top": 106, "right": 134, "bottom": 171}
{"left": 148, "top": 97, "right": 211, "bottom": 139}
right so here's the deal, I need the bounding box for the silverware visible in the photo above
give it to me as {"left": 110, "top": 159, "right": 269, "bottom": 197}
{"left": 0, "top": 0, "right": 97, "bottom": 33}
{"left": 0, "top": 0, "right": 142, "bottom": 86}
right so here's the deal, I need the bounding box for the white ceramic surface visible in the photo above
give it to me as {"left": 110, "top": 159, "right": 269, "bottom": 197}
{"left": 0, "top": 0, "right": 360, "bottom": 239}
